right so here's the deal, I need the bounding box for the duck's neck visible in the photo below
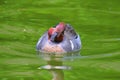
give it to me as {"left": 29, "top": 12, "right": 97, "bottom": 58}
{"left": 54, "top": 34, "right": 63, "bottom": 42}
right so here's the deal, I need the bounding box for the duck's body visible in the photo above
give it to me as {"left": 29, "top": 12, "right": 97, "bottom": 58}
{"left": 36, "top": 22, "right": 81, "bottom": 53}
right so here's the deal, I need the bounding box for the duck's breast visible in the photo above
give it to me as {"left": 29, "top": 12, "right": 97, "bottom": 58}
{"left": 41, "top": 41, "right": 65, "bottom": 53}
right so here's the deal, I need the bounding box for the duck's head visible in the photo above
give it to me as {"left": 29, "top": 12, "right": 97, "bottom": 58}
{"left": 48, "top": 22, "right": 66, "bottom": 42}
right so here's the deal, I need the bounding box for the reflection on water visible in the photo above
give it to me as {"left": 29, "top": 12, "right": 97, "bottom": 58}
{"left": 37, "top": 50, "right": 80, "bottom": 80}
{"left": 37, "top": 50, "right": 81, "bottom": 61}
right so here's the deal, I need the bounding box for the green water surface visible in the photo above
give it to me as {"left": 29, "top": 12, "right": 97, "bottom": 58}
{"left": 0, "top": 0, "right": 120, "bottom": 80}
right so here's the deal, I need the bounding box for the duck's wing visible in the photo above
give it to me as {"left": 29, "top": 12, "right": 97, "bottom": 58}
{"left": 61, "top": 24, "right": 81, "bottom": 52}
{"left": 36, "top": 32, "right": 48, "bottom": 51}
{"left": 64, "top": 24, "right": 78, "bottom": 39}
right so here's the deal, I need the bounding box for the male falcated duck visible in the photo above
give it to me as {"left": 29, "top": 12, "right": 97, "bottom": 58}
{"left": 36, "top": 22, "right": 81, "bottom": 56}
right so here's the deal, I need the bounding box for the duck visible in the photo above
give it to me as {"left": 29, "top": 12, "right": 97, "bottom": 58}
{"left": 36, "top": 22, "right": 81, "bottom": 55}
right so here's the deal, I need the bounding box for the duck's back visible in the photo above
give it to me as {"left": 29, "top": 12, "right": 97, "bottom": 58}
{"left": 60, "top": 24, "right": 81, "bottom": 52}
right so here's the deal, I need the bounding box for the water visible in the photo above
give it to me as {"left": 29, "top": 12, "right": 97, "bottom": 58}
{"left": 37, "top": 50, "right": 81, "bottom": 80}
{"left": 0, "top": 0, "right": 120, "bottom": 80}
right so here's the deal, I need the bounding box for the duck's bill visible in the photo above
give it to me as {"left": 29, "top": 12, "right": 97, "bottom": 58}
{"left": 50, "top": 32, "right": 58, "bottom": 42}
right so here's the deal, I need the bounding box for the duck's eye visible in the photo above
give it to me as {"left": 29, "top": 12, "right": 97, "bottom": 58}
{"left": 49, "top": 35, "right": 51, "bottom": 37}
{"left": 62, "top": 31, "right": 64, "bottom": 34}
